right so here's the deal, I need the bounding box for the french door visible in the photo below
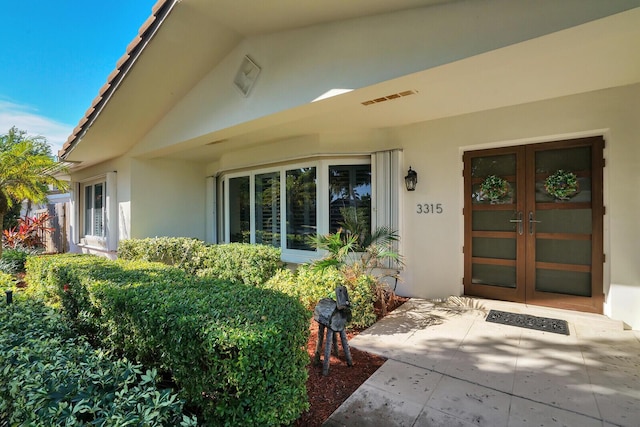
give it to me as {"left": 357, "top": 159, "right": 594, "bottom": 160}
{"left": 463, "top": 137, "right": 604, "bottom": 313}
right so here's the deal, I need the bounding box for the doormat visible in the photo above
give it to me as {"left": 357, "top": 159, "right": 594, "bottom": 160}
{"left": 486, "top": 310, "right": 570, "bottom": 335}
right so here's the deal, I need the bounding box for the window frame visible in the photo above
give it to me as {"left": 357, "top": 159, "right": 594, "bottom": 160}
{"left": 222, "top": 157, "right": 371, "bottom": 263}
{"left": 81, "top": 179, "right": 107, "bottom": 239}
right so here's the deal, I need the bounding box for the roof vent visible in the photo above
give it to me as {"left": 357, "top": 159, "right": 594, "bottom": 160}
{"left": 361, "top": 90, "right": 416, "bottom": 106}
{"left": 234, "top": 55, "right": 261, "bottom": 97}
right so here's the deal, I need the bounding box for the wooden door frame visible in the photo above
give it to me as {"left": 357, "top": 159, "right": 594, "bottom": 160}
{"left": 524, "top": 137, "right": 604, "bottom": 313}
{"left": 463, "top": 145, "right": 526, "bottom": 303}
{"left": 463, "top": 137, "right": 604, "bottom": 314}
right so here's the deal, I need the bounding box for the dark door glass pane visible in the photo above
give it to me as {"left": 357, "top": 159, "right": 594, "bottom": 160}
{"left": 472, "top": 211, "right": 519, "bottom": 232}
{"left": 471, "top": 154, "right": 516, "bottom": 177}
{"left": 535, "top": 209, "right": 592, "bottom": 234}
{"left": 536, "top": 239, "right": 591, "bottom": 265}
{"left": 472, "top": 264, "right": 516, "bottom": 288}
{"left": 535, "top": 269, "right": 591, "bottom": 297}
{"left": 472, "top": 237, "right": 516, "bottom": 260}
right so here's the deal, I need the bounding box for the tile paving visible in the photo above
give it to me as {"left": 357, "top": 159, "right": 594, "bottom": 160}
{"left": 324, "top": 298, "right": 640, "bottom": 427}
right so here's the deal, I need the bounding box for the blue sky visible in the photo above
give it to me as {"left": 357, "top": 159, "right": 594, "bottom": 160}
{"left": 0, "top": 1, "right": 157, "bottom": 153}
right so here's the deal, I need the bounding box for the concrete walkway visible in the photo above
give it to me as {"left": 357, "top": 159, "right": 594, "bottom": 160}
{"left": 323, "top": 298, "right": 640, "bottom": 427}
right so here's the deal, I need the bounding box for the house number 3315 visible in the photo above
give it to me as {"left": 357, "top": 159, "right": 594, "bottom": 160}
{"left": 416, "top": 203, "right": 444, "bottom": 214}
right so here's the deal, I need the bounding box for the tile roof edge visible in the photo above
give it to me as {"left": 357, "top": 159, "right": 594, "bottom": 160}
{"left": 59, "top": 0, "right": 176, "bottom": 160}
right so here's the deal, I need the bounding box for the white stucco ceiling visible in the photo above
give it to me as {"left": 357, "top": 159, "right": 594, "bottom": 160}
{"left": 64, "top": 1, "right": 640, "bottom": 168}
{"left": 163, "top": 7, "right": 640, "bottom": 162}
{"left": 199, "top": 0, "right": 456, "bottom": 36}
{"left": 64, "top": 0, "right": 457, "bottom": 166}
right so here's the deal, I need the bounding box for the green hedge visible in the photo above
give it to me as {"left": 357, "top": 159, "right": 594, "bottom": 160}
{"left": 195, "top": 243, "right": 283, "bottom": 286}
{"left": 0, "top": 271, "right": 15, "bottom": 289}
{"left": 0, "top": 245, "right": 40, "bottom": 274}
{"left": 117, "top": 237, "right": 206, "bottom": 275}
{"left": 0, "top": 296, "right": 196, "bottom": 426}
{"left": 25, "top": 255, "right": 310, "bottom": 426}
{"left": 118, "top": 238, "right": 283, "bottom": 286}
{"left": 264, "top": 264, "right": 378, "bottom": 329}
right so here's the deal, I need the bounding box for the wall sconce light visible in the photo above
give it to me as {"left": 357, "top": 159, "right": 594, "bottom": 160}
{"left": 405, "top": 166, "right": 418, "bottom": 191}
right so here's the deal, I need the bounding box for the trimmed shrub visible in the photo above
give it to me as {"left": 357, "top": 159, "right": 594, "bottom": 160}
{"left": 118, "top": 238, "right": 283, "bottom": 286}
{"left": 26, "top": 255, "right": 310, "bottom": 426}
{"left": 0, "top": 271, "right": 15, "bottom": 289}
{"left": 0, "top": 296, "right": 196, "bottom": 426}
{"left": 0, "top": 245, "right": 41, "bottom": 274}
{"left": 117, "top": 237, "right": 206, "bottom": 275}
{"left": 196, "top": 243, "right": 283, "bottom": 286}
{"left": 265, "top": 264, "right": 378, "bottom": 329}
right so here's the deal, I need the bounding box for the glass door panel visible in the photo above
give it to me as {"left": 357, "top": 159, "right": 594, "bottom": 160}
{"left": 535, "top": 239, "right": 591, "bottom": 265}
{"left": 472, "top": 211, "right": 519, "bottom": 231}
{"left": 535, "top": 270, "right": 592, "bottom": 297}
{"left": 525, "top": 137, "right": 604, "bottom": 312}
{"left": 536, "top": 210, "right": 592, "bottom": 234}
{"left": 472, "top": 264, "right": 517, "bottom": 288}
{"left": 465, "top": 136, "right": 603, "bottom": 313}
{"left": 472, "top": 237, "right": 516, "bottom": 260}
{"left": 465, "top": 147, "right": 524, "bottom": 298}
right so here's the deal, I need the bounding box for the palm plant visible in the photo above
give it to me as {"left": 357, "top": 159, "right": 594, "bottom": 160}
{"left": 0, "top": 138, "right": 68, "bottom": 256}
{"left": 309, "top": 208, "right": 404, "bottom": 315}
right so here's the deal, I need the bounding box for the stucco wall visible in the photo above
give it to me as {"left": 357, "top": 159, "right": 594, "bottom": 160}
{"left": 130, "top": 158, "right": 207, "bottom": 240}
{"left": 392, "top": 83, "right": 640, "bottom": 329}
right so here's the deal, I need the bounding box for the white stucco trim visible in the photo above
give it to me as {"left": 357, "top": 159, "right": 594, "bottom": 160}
{"left": 205, "top": 176, "right": 216, "bottom": 244}
{"left": 72, "top": 172, "right": 118, "bottom": 256}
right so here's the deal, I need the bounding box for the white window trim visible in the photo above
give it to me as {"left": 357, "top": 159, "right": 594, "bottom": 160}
{"left": 76, "top": 172, "right": 117, "bottom": 253}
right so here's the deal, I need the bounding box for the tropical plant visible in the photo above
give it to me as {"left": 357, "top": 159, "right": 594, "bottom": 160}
{"left": 309, "top": 209, "right": 403, "bottom": 316}
{"left": 309, "top": 224, "right": 402, "bottom": 274}
{"left": 0, "top": 128, "right": 68, "bottom": 256}
{"left": 3, "top": 213, "right": 53, "bottom": 249}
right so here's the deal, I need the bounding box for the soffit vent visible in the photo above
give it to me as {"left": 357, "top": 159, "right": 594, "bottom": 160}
{"left": 361, "top": 90, "right": 417, "bottom": 106}
{"left": 234, "top": 55, "right": 261, "bottom": 97}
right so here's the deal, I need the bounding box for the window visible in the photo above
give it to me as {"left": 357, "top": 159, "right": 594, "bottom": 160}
{"left": 223, "top": 159, "right": 371, "bottom": 261}
{"left": 83, "top": 181, "right": 105, "bottom": 237}
{"left": 229, "top": 176, "right": 250, "bottom": 243}
{"left": 286, "top": 167, "right": 316, "bottom": 250}
{"left": 255, "top": 172, "right": 280, "bottom": 246}
{"left": 75, "top": 172, "right": 117, "bottom": 252}
{"left": 329, "top": 165, "right": 371, "bottom": 236}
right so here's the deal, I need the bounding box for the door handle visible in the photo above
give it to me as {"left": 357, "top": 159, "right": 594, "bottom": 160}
{"left": 529, "top": 211, "right": 541, "bottom": 235}
{"left": 509, "top": 211, "right": 523, "bottom": 235}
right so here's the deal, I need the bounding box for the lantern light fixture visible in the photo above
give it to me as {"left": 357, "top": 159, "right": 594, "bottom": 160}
{"left": 405, "top": 166, "right": 418, "bottom": 191}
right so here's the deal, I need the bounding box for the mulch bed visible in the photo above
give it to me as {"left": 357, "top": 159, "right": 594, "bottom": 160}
{"left": 293, "top": 296, "right": 408, "bottom": 427}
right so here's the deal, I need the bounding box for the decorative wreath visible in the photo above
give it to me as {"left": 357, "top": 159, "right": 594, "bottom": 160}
{"left": 480, "top": 175, "right": 510, "bottom": 202}
{"left": 544, "top": 170, "right": 579, "bottom": 200}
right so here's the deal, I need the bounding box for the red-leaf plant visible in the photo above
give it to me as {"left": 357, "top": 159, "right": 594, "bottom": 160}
{"left": 2, "top": 213, "right": 54, "bottom": 249}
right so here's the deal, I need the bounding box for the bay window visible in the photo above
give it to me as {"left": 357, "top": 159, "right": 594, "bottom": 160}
{"left": 223, "top": 158, "right": 370, "bottom": 262}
